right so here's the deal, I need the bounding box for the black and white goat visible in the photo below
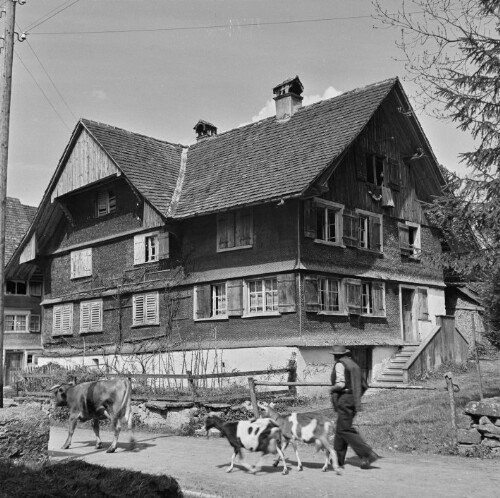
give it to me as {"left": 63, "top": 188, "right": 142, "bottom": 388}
{"left": 259, "top": 402, "right": 341, "bottom": 474}
{"left": 205, "top": 414, "right": 288, "bottom": 475}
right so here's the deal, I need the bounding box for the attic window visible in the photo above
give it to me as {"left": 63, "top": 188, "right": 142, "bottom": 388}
{"left": 366, "top": 154, "right": 385, "bottom": 186}
{"left": 95, "top": 190, "right": 116, "bottom": 217}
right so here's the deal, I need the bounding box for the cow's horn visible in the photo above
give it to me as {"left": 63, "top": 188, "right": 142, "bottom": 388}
{"left": 48, "top": 384, "right": 61, "bottom": 392}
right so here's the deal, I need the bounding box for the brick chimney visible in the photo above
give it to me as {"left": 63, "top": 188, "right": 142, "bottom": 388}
{"left": 194, "top": 120, "right": 217, "bottom": 141}
{"left": 273, "top": 76, "right": 304, "bottom": 121}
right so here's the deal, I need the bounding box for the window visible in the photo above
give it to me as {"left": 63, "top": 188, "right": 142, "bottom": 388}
{"left": 95, "top": 190, "right": 116, "bottom": 217}
{"left": 71, "top": 248, "right": 92, "bottom": 279}
{"left": 5, "top": 280, "right": 27, "bottom": 295}
{"left": 304, "top": 199, "right": 344, "bottom": 246}
{"left": 361, "top": 283, "right": 373, "bottom": 314}
{"left": 80, "top": 300, "right": 103, "bottom": 333}
{"left": 5, "top": 313, "right": 29, "bottom": 332}
{"left": 194, "top": 283, "right": 227, "bottom": 319}
{"left": 134, "top": 232, "right": 169, "bottom": 265}
{"left": 30, "top": 314, "right": 41, "bottom": 332}
{"left": 247, "top": 277, "right": 278, "bottom": 314}
{"left": 217, "top": 208, "right": 253, "bottom": 251}
{"left": 357, "top": 210, "right": 382, "bottom": 252}
{"left": 366, "top": 154, "right": 385, "bottom": 186}
{"left": 318, "top": 278, "right": 340, "bottom": 312}
{"left": 133, "top": 293, "right": 159, "bottom": 326}
{"left": 399, "top": 222, "right": 421, "bottom": 258}
{"left": 53, "top": 304, "right": 73, "bottom": 335}
{"left": 30, "top": 281, "right": 42, "bottom": 297}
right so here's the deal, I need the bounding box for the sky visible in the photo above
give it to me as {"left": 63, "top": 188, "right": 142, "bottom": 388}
{"left": 2, "top": 0, "right": 476, "bottom": 208}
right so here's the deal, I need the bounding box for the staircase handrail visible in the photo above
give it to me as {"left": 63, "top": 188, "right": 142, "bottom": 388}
{"left": 402, "top": 324, "right": 441, "bottom": 383}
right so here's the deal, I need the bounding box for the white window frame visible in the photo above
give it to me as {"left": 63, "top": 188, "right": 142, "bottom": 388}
{"left": 212, "top": 283, "right": 227, "bottom": 317}
{"left": 96, "top": 189, "right": 116, "bottom": 217}
{"left": 80, "top": 300, "right": 103, "bottom": 333}
{"left": 70, "top": 248, "right": 92, "bottom": 279}
{"left": 318, "top": 277, "right": 342, "bottom": 314}
{"left": 53, "top": 303, "right": 73, "bottom": 336}
{"left": 314, "top": 199, "right": 344, "bottom": 247}
{"left": 406, "top": 221, "right": 422, "bottom": 258}
{"left": 243, "top": 277, "right": 279, "bottom": 317}
{"left": 5, "top": 280, "right": 27, "bottom": 295}
{"left": 361, "top": 282, "right": 373, "bottom": 315}
{"left": 4, "top": 310, "right": 30, "bottom": 333}
{"left": 134, "top": 231, "right": 169, "bottom": 265}
{"left": 133, "top": 292, "right": 159, "bottom": 326}
{"left": 30, "top": 314, "right": 41, "bottom": 332}
{"left": 355, "top": 209, "right": 383, "bottom": 252}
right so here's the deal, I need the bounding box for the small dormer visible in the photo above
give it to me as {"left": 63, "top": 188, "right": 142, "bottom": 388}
{"left": 273, "top": 76, "right": 304, "bottom": 121}
{"left": 194, "top": 120, "right": 217, "bottom": 141}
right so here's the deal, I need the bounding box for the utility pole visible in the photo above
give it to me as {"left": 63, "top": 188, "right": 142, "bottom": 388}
{"left": 0, "top": 0, "right": 19, "bottom": 409}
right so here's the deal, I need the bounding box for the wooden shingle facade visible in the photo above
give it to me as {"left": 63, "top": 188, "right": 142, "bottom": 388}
{"left": 10, "top": 77, "right": 455, "bottom": 383}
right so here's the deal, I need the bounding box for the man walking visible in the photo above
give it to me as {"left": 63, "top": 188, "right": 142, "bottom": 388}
{"left": 330, "top": 345, "right": 379, "bottom": 469}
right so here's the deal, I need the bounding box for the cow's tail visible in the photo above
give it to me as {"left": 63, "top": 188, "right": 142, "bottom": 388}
{"left": 118, "top": 377, "right": 135, "bottom": 449}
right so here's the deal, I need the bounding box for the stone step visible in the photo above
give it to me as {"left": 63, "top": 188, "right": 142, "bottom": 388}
{"left": 386, "top": 367, "right": 404, "bottom": 374}
{"left": 376, "top": 376, "right": 405, "bottom": 383}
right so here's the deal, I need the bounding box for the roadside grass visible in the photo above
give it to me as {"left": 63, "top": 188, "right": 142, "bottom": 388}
{"left": 0, "top": 460, "right": 182, "bottom": 498}
{"left": 354, "top": 359, "right": 500, "bottom": 455}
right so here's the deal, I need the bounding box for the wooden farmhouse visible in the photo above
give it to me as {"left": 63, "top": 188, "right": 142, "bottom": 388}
{"left": 3, "top": 197, "right": 42, "bottom": 385}
{"left": 9, "top": 76, "right": 469, "bottom": 387}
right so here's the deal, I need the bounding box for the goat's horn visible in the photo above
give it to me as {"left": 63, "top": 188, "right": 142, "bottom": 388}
{"left": 48, "top": 384, "right": 61, "bottom": 392}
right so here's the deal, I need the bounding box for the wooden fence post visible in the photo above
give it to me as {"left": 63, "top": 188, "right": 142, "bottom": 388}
{"left": 186, "top": 370, "right": 196, "bottom": 401}
{"left": 471, "top": 316, "right": 484, "bottom": 400}
{"left": 287, "top": 359, "right": 297, "bottom": 396}
{"left": 444, "top": 372, "right": 458, "bottom": 446}
{"left": 248, "top": 377, "right": 260, "bottom": 418}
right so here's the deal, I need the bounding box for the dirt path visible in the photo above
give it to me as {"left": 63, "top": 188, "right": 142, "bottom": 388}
{"left": 49, "top": 426, "right": 498, "bottom": 498}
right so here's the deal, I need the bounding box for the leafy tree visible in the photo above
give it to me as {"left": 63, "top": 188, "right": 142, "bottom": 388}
{"left": 374, "top": 0, "right": 500, "bottom": 347}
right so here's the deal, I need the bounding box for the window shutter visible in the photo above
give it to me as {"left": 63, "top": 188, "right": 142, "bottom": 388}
{"left": 134, "top": 235, "right": 146, "bottom": 264}
{"left": 134, "top": 295, "right": 145, "bottom": 325}
{"left": 30, "top": 315, "right": 40, "bottom": 333}
{"left": 217, "top": 213, "right": 230, "bottom": 249}
{"left": 90, "top": 301, "right": 102, "bottom": 330}
{"left": 236, "top": 209, "right": 253, "bottom": 246}
{"left": 303, "top": 199, "right": 317, "bottom": 238}
{"left": 304, "top": 275, "right": 319, "bottom": 312}
{"left": 62, "top": 304, "right": 73, "bottom": 333}
{"left": 356, "top": 150, "right": 368, "bottom": 182}
{"left": 398, "top": 223, "right": 412, "bottom": 256}
{"left": 53, "top": 307, "right": 62, "bottom": 334}
{"left": 108, "top": 191, "right": 116, "bottom": 212}
{"left": 346, "top": 279, "right": 362, "bottom": 314}
{"left": 343, "top": 210, "right": 359, "bottom": 247}
{"left": 81, "top": 302, "right": 90, "bottom": 332}
{"left": 227, "top": 279, "right": 243, "bottom": 316}
{"left": 195, "top": 285, "right": 212, "bottom": 319}
{"left": 83, "top": 248, "right": 92, "bottom": 275}
{"left": 388, "top": 159, "right": 400, "bottom": 191}
{"left": 70, "top": 252, "right": 77, "bottom": 279}
{"left": 370, "top": 216, "right": 382, "bottom": 252}
{"left": 372, "top": 282, "right": 385, "bottom": 317}
{"left": 277, "top": 273, "right": 296, "bottom": 313}
{"left": 158, "top": 232, "right": 170, "bottom": 259}
{"left": 145, "top": 294, "right": 158, "bottom": 323}
{"left": 96, "top": 191, "right": 108, "bottom": 216}
{"left": 417, "top": 288, "right": 429, "bottom": 320}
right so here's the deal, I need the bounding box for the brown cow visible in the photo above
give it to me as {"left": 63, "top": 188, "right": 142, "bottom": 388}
{"left": 49, "top": 378, "right": 135, "bottom": 453}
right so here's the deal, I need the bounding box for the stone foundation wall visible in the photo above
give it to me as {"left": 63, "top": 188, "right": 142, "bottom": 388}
{"left": 0, "top": 404, "right": 50, "bottom": 466}
{"left": 458, "top": 397, "right": 500, "bottom": 458}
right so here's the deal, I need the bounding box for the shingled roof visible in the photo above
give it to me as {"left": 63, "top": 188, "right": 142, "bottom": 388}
{"left": 69, "top": 78, "right": 398, "bottom": 220}
{"left": 80, "top": 119, "right": 184, "bottom": 216}
{"left": 5, "top": 197, "right": 37, "bottom": 264}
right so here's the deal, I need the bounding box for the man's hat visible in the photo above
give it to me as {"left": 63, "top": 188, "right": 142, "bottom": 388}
{"left": 330, "top": 345, "right": 350, "bottom": 355}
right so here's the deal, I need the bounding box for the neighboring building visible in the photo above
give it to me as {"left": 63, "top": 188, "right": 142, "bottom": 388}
{"left": 10, "top": 76, "right": 465, "bottom": 387}
{"left": 3, "top": 197, "right": 42, "bottom": 385}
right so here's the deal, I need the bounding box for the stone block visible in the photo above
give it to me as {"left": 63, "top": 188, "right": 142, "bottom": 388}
{"left": 457, "top": 428, "right": 481, "bottom": 445}
{"left": 465, "top": 397, "right": 500, "bottom": 418}
{"left": 476, "top": 423, "right": 500, "bottom": 437}
{"left": 0, "top": 405, "right": 50, "bottom": 466}
{"left": 481, "top": 438, "right": 500, "bottom": 448}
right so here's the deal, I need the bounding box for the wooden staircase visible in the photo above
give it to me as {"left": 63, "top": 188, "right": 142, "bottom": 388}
{"left": 374, "top": 345, "right": 420, "bottom": 385}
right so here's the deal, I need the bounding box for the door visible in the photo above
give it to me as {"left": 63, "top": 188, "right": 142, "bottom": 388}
{"left": 5, "top": 352, "right": 23, "bottom": 386}
{"left": 402, "top": 288, "right": 418, "bottom": 342}
{"left": 350, "top": 347, "right": 372, "bottom": 383}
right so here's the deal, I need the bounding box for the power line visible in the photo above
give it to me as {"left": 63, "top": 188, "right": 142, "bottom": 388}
{"left": 23, "top": 36, "right": 77, "bottom": 121}
{"left": 27, "top": 14, "right": 377, "bottom": 35}
{"left": 14, "top": 50, "right": 71, "bottom": 132}
{"left": 23, "top": 0, "right": 81, "bottom": 32}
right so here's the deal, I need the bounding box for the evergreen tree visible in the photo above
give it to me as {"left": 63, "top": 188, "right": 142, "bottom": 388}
{"left": 375, "top": 0, "right": 500, "bottom": 347}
